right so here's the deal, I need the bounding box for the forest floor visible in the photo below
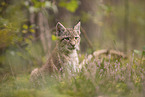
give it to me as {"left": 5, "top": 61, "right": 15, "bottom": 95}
{"left": 0, "top": 51, "right": 145, "bottom": 97}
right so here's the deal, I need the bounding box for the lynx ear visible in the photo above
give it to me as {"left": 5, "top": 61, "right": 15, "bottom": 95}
{"left": 56, "top": 22, "right": 66, "bottom": 36}
{"left": 74, "top": 22, "right": 81, "bottom": 35}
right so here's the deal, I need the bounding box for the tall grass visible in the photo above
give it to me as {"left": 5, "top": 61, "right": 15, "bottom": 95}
{"left": 56, "top": 53, "right": 145, "bottom": 97}
{"left": 0, "top": 49, "right": 145, "bottom": 97}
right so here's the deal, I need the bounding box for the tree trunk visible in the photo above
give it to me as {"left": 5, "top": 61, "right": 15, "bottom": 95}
{"left": 124, "top": 0, "right": 129, "bottom": 53}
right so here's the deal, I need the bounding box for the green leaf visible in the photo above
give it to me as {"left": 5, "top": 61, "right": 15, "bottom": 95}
{"left": 22, "top": 30, "right": 27, "bottom": 34}
{"left": 29, "top": 29, "right": 35, "bottom": 33}
{"left": 59, "top": 0, "right": 79, "bottom": 13}
{"left": 45, "top": 1, "right": 51, "bottom": 8}
{"left": 134, "top": 50, "right": 142, "bottom": 55}
{"left": 51, "top": 35, "right": 58, "bottom": 41}
{"left": 22, "top": 24, "right": 28, "bottom": 29}
{"left": 142, "top": 50, "right": 145, "bottom": 56}
{"left": 143, "top": 45, "right": 145, "bottom": 50}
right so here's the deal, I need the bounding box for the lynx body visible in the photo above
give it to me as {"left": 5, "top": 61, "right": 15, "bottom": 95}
{"left": 30, "top": 22, "right": 81, "bottom": 82}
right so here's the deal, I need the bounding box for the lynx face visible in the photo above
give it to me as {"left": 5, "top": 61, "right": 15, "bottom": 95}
{"left": 56, "top": 22, "right": 81, "bottom": 52}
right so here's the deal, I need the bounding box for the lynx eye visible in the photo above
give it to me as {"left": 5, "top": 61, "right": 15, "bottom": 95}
{"left": 64, "top": 37, "right": 70, "bottom": 40}
{"left": 75, "top": 37, "right": 79, "bottom": 39}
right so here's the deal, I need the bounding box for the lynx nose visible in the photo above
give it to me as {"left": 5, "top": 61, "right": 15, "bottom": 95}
{"left": 70, "top": 41, "right": 75, "bottom": 47}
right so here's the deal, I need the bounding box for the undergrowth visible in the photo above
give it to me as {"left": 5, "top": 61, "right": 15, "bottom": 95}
{"left": 0, "top": 52, "right": 145, "bottom": 97}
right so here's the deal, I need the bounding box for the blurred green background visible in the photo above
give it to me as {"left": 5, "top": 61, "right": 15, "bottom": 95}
{"left": 1, "top": 0, "right": 145, "bottom": 73}
{"left": 0, "top": 0, "right": 145, "bottom": 97}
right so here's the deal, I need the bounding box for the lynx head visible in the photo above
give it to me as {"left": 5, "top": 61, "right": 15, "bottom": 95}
{"left": 56, "top": 22, "right": 81, "bottom": 52}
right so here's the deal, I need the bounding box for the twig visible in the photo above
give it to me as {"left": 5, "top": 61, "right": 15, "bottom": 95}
{"left": 8, "top": 61, "right": 15, "bottom": 78}
{"left": 81, "top": 27, "right": 94, "bottom": 51}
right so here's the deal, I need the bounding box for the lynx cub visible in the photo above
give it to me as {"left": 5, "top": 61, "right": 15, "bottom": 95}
{"left": 30, "top": 22, "right": 81, "bottom": 82}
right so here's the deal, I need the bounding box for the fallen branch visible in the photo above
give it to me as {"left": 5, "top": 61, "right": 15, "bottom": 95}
{"left": 93, "top": 49, "right": 127, "bottom": 59}
{"left": 79, "top": 49, "right": 127, "bottom": 69}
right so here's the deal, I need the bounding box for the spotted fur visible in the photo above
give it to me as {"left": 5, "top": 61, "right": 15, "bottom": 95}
{"left": 30, "top": 22, "right": 81, "bottom": 84}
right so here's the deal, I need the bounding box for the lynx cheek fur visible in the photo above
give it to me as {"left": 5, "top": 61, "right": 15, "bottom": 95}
{"left": 30, "top": 22, "right": 81, "bottom": 82}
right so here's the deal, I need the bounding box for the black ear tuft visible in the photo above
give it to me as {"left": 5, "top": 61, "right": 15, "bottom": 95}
{"left": 56, "top": 22, "right": 66, "bottom": 36}
{"left": 74, "top": 22, "right": 81, "bottom": 34}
